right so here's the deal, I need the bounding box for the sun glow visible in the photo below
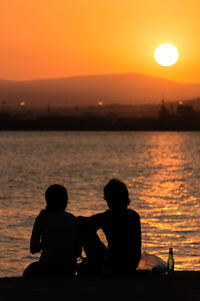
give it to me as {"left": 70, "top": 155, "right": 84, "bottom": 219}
{"left": 154, "top": 44, "right": 179, "bottom": 67}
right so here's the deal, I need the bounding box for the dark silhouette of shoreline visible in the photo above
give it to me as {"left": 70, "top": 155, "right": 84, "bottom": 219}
{"left": 1, "top": 114, "right": 200, "bottom": 131}
{"left": 1, "top": 100, "right": 200, "bottom": 131}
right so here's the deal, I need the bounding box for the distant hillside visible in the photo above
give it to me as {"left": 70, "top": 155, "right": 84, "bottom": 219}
{"left": 1, "top": 73, "right": 200, "bottom": 108}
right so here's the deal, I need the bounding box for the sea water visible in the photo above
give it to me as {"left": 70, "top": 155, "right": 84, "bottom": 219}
{"left": 0, "top": 131, "right": 200, "bottom": 277}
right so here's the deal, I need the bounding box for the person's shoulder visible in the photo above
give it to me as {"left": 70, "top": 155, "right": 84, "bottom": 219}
{"left": 65, "top": 211, "right": 77, "bottom": 221}
{"left": 127, "top": 208, "right": 140, "bottom": 219}
{"left": 33, "top": 210, "right": 48, "bottom": 227}
{"left": 92, "top": 209, "right": 111, "bottom": 218}
{"left": 90, "top": 209, "right": 111, "bottom": 223}
{"left": 36, "top": 209, "right": 47, "bottom": 220}
{"left": 103, "top": 209, "right": 111, "bottom": 216}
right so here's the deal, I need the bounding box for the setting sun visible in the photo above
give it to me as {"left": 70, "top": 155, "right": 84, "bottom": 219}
{"left": 154, "top": 44, "right": 179, "bottom": 67}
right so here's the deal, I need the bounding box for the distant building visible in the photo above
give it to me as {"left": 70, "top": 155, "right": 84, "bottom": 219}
{"left": 158, "top": 99, "right": 199, "bottom": 120}
{"left": 176, "top": 100, "right": 196, "bottom": 117}
{"left": 158, "top": 98, "right": 170, "bottom": 119}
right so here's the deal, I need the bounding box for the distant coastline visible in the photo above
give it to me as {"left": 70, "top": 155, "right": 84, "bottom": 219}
{"left": 0, "top": 115, "right": 200, "bottom": 131}
{"left": 1, "top": 100, "right": 200, "bottom": 131}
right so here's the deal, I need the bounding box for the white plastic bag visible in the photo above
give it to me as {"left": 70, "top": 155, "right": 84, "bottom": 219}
{"left": 138, "top": 251, "right": 167, "bottom": 275}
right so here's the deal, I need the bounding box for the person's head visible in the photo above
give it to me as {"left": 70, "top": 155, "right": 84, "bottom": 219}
{"left": 104, "top": 178, "right": 130, "bottom": 211}
{"left": 45, "top": 184, "right": 68, "bottom": 212}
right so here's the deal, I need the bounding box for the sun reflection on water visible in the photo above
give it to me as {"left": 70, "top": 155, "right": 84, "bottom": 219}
{"left": 134, "top": 133, "right": 200, "bottom": 270}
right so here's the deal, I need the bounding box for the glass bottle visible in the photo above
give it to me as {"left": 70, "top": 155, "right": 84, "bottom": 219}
{"left": 167, "top": 247, "right": 174, "bottom": 275}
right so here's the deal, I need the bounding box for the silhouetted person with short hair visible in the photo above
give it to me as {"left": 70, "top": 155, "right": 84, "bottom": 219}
{"left": 23, "top": 184, "right": 81, "bottom": 278}
{"left": 79, "top": 179, "right": 141, "bottom": 275}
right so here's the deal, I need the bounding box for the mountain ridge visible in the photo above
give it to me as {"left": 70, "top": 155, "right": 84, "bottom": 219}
{"left": 0, "top": 73, "right": 200, "bottom": 108}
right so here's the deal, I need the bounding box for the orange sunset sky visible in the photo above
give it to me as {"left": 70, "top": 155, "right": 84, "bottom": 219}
{"left": 1, "top": 0, "right": 200, "bottom": 83}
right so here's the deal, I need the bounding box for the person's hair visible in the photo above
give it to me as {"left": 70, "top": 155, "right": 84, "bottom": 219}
{"left": 45, "top": 184, "right": 68, "bottom": 212}
{"left": 104, "top": 178, "right": 130, "bottom": 210}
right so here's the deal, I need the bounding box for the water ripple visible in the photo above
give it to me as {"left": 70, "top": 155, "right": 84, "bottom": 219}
{"left": 0, "top": 131, "right": 200, "bottom": 276}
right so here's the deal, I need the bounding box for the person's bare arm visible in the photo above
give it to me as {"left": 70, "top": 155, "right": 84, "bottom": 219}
{"left": 30, "top": 217, "right": 42, "bottom": 254}
{"left": 135, "top": 213, "right": 142, "bottom": 267}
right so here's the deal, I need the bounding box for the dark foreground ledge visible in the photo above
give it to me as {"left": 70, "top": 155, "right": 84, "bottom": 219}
{"left": 0, "top": 271, "right": 199, "bottom": 301}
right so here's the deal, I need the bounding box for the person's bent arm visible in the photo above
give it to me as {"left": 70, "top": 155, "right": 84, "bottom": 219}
{"left": 90, "top": 211, "right": 107, "bottom": 231}
{"left": 135, "top": 213, "right": 142, "bottom": 267}
{"left": 30, "top": 217, "right": 42, "bottom": 254}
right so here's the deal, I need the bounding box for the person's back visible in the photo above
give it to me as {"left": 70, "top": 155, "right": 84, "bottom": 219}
{"left": 23, "top": 184, "right": 81, "bottom": 278}
{"left": 35, "top": 210, "right": 80, "bottom": 266}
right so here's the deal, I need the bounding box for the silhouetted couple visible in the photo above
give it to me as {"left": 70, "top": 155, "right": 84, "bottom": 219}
{"left": 23, "top": 179, "right": 141, "bottom": 278}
